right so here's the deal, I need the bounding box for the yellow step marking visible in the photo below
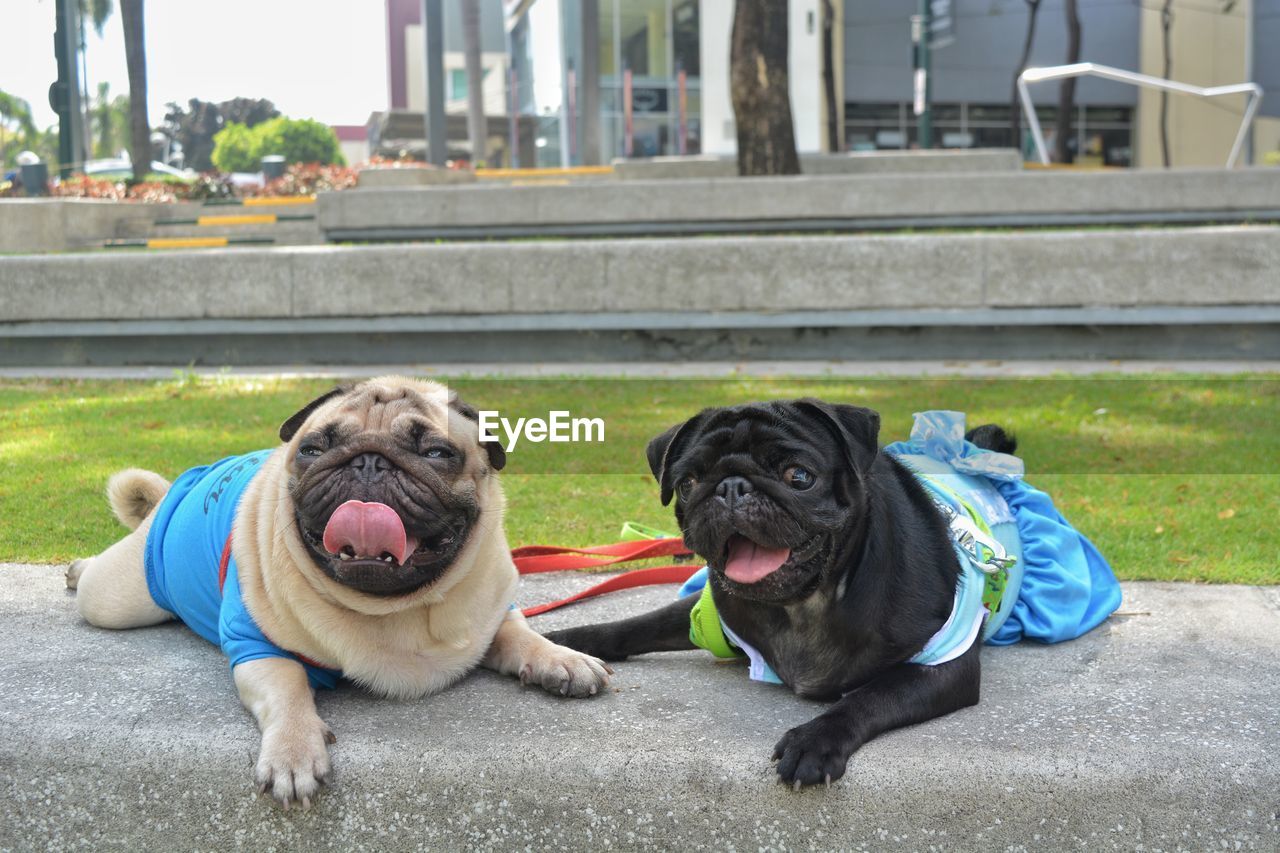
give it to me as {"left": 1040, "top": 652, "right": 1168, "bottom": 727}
{"left": 242, "top": 195, "right": 316, "bottom": 206}
{"left": 196, "top": 213, "right": 277, "bottom": 227}
{"left": 476, "top": 165, "right": 614, "bottom": 179}
{"left": 146, "top": 237, "right": 230, "bottom": 249}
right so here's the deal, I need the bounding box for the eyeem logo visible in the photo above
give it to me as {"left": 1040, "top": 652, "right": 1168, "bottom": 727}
{"left": 477, "top": 410, "right": 605, "bottom": 452}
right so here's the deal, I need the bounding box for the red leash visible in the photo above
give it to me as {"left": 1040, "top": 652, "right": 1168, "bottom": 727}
{"left": 513, "top": 537, "right": 700, "bottom": 617}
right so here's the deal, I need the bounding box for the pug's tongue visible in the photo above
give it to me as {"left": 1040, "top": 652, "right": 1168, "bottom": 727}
{"left": 723, "top": 534, "right": 791, "bottom": 584}
{"left": 322, "top": 500, "right": 419, "bottom": 565}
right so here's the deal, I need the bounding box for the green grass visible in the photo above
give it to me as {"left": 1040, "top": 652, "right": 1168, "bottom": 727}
{"left": 1, "top": 374, "right": 1276, "bottom": 585}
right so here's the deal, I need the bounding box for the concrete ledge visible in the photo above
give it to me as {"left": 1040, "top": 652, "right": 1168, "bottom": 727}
{"left": 317, "top": 169, "right": 1280, "bottom": 239}
{"left": 2, "top": 564, "right": 1277, "bottom": 849}
{"left": 357, "top": 166, "right": 477, "bottom": 188}
{"left": 3, "top": 227, "right": 1277, "bottom": 324}
{"left": 612, "top": 149, "right": 1023, "bottom": 179}
{"left": 0, "top": 199, "right": 158, "bottom": 253}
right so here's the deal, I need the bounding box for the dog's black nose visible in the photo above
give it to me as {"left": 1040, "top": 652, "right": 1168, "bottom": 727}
{"left": 349, "top": 452, "right": 392, "bottom": 483}
{"left": 716, "top": 476, "right": 754, "bottom": 505}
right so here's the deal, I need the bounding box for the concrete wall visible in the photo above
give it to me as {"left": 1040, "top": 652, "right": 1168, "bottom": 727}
{"left": 844, "top": 0, "right": 1142, "bottom": 106}
{"left": 1253, "top": 0, "right": 1280, "bottom": 119}
{"left": 0, "top": 200, "right": 156, "bottom": 254}
{"left": 612, "top": 148, "right": 1021, "bottom": 179}
{"left": 698, "top": 0, "right": 735, "bottom": 156}
{"left": 3, "top": 227, "right": 1277, "bottom": 325}
{"left": 1136, "top": 0, "right": 1253, "bottom": 168}
{"left": 319, "top": 169, "right": 1280, "bottom": 234}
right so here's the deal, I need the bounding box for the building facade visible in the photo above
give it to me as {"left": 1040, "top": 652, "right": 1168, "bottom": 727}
{"left": 844, "top": 0, "right": 1279, "bottom": 167}
{"left": 385, "top": 0, "right": 1277, "bottom": 169}
{"left": 503, "top": 0, "right": 841, "bottom": 167}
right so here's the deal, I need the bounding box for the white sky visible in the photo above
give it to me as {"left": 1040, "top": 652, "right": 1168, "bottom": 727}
{"left": 2, "top": 0, "right": 389, "bottom": 130}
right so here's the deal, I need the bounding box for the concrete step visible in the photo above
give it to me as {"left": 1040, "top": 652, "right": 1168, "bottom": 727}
{"left": 2, "top": 564, "right": 1276, "bottom": 849}
{"left": 2, "top": 225, "right": 1278, "bottom": 364}
{"left": 120, "top": 220, "right": 323, "bottom": 245}
{"left": 320, "top": 168, "right": 1280, "bottom": 242}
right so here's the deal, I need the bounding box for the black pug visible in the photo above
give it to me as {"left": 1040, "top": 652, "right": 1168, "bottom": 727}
{"left": 545, "top": 399, "right": 1019, "bottom": 789}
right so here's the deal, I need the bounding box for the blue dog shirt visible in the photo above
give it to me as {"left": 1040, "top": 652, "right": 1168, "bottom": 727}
{"left": 143, "top": 450, "right": 341, "bottom": 689}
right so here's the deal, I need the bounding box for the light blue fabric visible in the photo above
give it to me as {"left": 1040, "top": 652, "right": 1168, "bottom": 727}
{"left": 144, "top": 451, "right": 341, "bottom": 690}
{"left": 884, "top": 410, "right": 1122, "bottom": 647}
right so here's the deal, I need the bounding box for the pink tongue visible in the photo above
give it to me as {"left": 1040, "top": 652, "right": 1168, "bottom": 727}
{"left": 322, "top": 500, "right": 419, "bottom": 565}
{"left": 723, "top": 535, "right": 791, "bottom": 584}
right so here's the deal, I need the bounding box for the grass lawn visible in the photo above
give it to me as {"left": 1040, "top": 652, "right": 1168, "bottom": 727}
{"left": 1, "top": 374, "right": 1276, "bottom": 585}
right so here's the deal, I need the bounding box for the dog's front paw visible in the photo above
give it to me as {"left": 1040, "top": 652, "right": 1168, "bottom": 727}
{"left": 254, "top": 716, "right": 336, "bottom": 809}
{"left": 520, "top": 642, "right": 612, "bottom": 698}
{"left": 772, "top": 715, "right": 858, "bottom": 790}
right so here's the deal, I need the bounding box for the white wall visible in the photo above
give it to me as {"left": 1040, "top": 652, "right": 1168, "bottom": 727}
{"left": 405, "top": 26, "right": 508, "bottom": 115}
{"left": 338, "top": 139, "right": 370, "bottom": 166}
{"left": 788, "top": 0, "right": 821, "bottom": 152}
{"left": 699, "top": 0, "right": 735, "bottom": 155}
{"left": 698, "top": 0, "right": 824, "bottom": 157}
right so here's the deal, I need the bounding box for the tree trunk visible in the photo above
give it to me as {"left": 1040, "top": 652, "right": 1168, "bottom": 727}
{"left": 1160, "top": 0, "right": 1173, "bottom": 168}
{"left": 462, "top": 0, "right": 487, "bottom": 167}
{"left": 1010, "top": 0, "right": 1042, "bottom": 151}
{"left": 1053, "top": 0, "right": 1081, "bottom": 164}
{"left": 730, "top": 0, "right": 800, "bottom": 176}
{"left": 821, "top": 0, "right": 840, "bottom": 152}
{"left": 120, "top": 0, "right": 149, "bottom": 180}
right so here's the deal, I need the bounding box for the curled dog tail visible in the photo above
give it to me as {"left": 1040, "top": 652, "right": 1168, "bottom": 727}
{"left": 106, "top": 469, "right": 170, "bottom": 530}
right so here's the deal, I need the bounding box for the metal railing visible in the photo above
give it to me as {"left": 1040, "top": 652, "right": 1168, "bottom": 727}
{"left": 1016, "top": 62, "right": 1264, "bottom": 168}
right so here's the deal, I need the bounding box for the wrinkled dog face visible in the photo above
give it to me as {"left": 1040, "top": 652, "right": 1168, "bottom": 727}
{"left": 647, "top": 400, "right": 880, "bottom": 603}
{"left": 279, "top": 378, "right": 505, "bottom": 597}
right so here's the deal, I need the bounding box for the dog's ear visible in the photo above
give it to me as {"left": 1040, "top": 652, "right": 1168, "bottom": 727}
{"left": 279, "top": 386, "right": 348, "bottom": 442}
{"left": 646, "top": 413, "right": 705, "bottom": 506}
{"left": 794, "top": 400, "right": 881, "bottom": 502}
{"left": 448, "top": 392, "right": 506, "bottom": 472}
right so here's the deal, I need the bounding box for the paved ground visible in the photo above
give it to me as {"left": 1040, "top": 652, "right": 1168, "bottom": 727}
{"left": 1, "top": 359, "right": 1276, "bottom": 380}
{"left": 2, "top": 564, "right": 1277, "bottom": 851}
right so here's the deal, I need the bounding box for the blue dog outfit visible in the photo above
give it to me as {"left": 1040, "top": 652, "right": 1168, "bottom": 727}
{"left": 680, "top": 410, "right": 1122, "bottom": 683}
{"left": 144, "top": 450, "right": 341, "bottom": 689}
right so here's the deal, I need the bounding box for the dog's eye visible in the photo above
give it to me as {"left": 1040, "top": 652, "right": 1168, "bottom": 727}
{"left": 784, "top": 466, "right": 814, "bottom": 490}
{"left": 677, "top": 476, "right": 697, "bottom": 500}
{"left": 299, "top": 445, "right": 323, "bottom": 458}
{"left": 423, "top": 446, "right": 455, "bottom": 460}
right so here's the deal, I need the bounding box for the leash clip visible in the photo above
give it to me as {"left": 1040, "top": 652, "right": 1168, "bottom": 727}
{"left": 936, "top": 502, "right": 1016, "bottom": 576}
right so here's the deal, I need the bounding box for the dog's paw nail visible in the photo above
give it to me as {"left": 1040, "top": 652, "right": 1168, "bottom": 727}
{"left": 793, "top": 779, "right": 803, "bottom": 792}
{"left": 824, "top": 773, "right": 832, "bottom": 788}
{"left": 323, "top": 729, "right": 337, "bottom": 745}
{"left": 300, "top": 796, "right": 311, "bottom": 810}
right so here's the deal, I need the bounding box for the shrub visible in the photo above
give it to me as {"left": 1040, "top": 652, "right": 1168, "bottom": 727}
{"left": 210, "top": 122, "right": 259, "bottom": 172}
{"left": 252, "top": 117, "right": 345, "bottom": 167}
{"left": 211, "top": 117, "right": 344, "bottom": 173}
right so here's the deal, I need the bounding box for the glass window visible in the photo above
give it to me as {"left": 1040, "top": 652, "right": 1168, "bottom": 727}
{"left": 618, "top": 0, "right": 669, "bottom": 79}
{"left": 673, "top": 0, "right": 699, "bottom": 76}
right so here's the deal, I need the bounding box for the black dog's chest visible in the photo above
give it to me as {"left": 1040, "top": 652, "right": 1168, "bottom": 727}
{"left": 723, "top": 606, "right": 872, "bottom": 701}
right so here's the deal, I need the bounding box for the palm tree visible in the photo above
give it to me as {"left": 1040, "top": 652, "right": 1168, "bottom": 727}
{"left": 119, "top": 0, "right": 150, "bottom": 179}
{"left": 1, "top": 90, "right": 40, "bottom": 168}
